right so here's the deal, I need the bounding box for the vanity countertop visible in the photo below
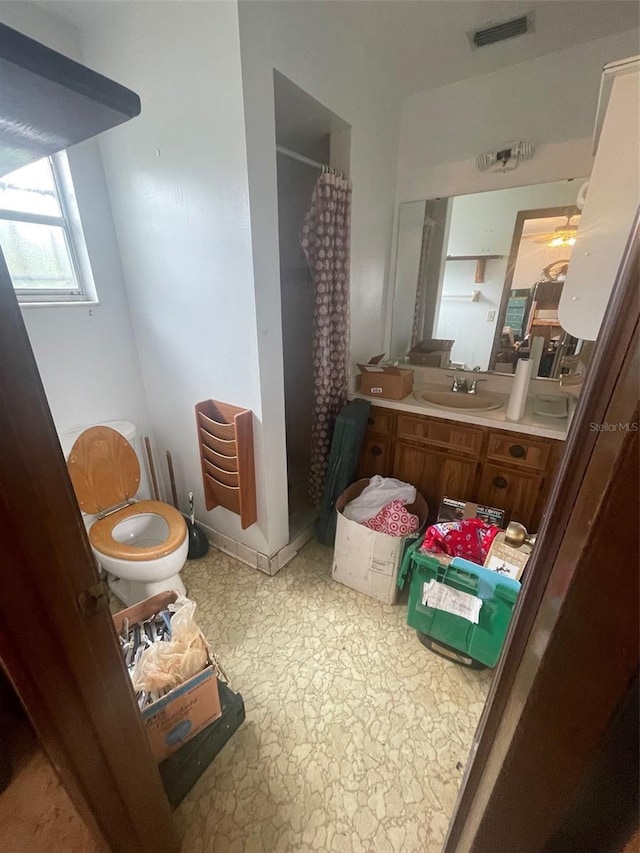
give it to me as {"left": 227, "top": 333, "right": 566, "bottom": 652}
{"left": 352, "top": 386, "right": 573, "bottom": 441}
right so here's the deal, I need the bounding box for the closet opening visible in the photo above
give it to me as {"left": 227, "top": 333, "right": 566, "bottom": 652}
{"left": 273, "top": 71, "right": 351, "bottom": 542}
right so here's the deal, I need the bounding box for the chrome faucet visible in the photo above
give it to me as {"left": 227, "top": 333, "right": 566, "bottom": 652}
{"left": 450, "top": 376, "right": 469, "bottom": 393}
{"left": 448, "top": 374, "right": 485, "bottom": 394}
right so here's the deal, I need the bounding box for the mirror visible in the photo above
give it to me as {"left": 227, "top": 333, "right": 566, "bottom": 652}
{"left": 389, "top": 178, "right": 591, "bottom": 376}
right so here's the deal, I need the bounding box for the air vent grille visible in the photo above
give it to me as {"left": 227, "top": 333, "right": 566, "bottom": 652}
{"left": 472, "top": 16, "right": 530, "bottom": 48}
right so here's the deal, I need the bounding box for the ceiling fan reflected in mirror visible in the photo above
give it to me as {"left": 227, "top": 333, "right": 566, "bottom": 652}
{"left": 546, "top": 213, "right": 579, "bottom": 248}
{"left": 527, "top": 210, "right": 582, "bottom": 248}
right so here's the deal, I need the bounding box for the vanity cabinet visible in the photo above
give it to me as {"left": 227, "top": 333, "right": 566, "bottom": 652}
{"left": 359, "top": 434, "right": 393, "bottom": 477}
{"left": 393, "top": 442, "right": 478, "bottom": 515}
{"left": 358, "top": 409, "right": 395, "bottom": 478}
{"left": 358, "top": 406, "right": 562, "bottom": 530}
{"left": 475, "top": 464, "right": 543, "bottom": 525}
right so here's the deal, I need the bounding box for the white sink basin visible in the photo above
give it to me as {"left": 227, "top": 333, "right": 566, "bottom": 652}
{"left": 413, "top": 388, "right": 503, "bottom": 411}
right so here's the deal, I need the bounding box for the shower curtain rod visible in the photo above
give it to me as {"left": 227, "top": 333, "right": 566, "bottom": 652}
{"left": 276, "top": 144, "right": 329, "bottom": 171}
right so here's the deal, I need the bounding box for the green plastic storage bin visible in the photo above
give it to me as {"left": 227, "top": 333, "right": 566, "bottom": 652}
{"left": 398, "top": 540, "right": 521, "bottom": 668}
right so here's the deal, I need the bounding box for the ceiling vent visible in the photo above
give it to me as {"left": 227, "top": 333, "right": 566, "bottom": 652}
{"left": 471, "top": 15, "right": 532, "bottom": 49}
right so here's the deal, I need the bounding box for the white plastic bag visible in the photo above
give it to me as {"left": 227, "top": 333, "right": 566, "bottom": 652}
{"left": 131, "top": 596, "right": 210, "bottom": 694}
{"left": 343, "top": 475, "right": 416, "bottom": 523}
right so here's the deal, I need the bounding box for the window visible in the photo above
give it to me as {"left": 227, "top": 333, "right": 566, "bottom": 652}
{"left": 0, "top": 153, "right": 95, "bottom": 304}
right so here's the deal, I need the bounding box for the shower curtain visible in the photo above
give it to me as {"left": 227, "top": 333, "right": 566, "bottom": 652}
{"left": 300, "top": 169, "right": 352, "bottom": 506}
{"left": 411, "top": 213, "right": 436, "bottom": 348}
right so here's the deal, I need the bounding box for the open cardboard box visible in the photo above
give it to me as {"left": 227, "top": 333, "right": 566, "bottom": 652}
{"left": 357, "top": 355, "right": 413, "bottom": 400}
{"left": 408, "top": 338, "right": 454, "bottom": 368}
{"left": 332, "top": 478, "right": 428, "bottom": 604}
{"left": 113, "top": 590, "right": 222, "bottom": 762}
{"left": 437, "top": 497, "right": 506, "bottom": 527}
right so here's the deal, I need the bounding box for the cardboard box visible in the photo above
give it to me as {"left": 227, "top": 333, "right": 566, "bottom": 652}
{"left": 113, "top": 591, "right": 222, "bottom": 761}
{"left": 483, "top": 532, "right": 531, "bottom": 580}
{"left": 437, "top": 496, "right": 505, "bottom": 528}
{"left": 357, "top": 361, "right": 414, "bottom": 400}
{"left": 408, "top": 338, "right": 454, "bottom": 368}
{"left": 332, "top": 479, "right": 428, "bottom": 604}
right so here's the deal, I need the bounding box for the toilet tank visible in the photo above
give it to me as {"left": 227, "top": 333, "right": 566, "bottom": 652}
{"left": 59, "top": 420, "right": 152, "bottom": 503}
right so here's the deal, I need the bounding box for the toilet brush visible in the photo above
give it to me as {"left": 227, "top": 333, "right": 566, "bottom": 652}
{"left": 166, "top": 450, "right": 208, "bottom": 559}
{"left": 186, "top": 491, "right": 209, "bottom": 559}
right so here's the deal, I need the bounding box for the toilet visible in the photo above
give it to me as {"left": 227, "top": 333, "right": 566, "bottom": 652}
{"left": 65, "top": 422, "right": 188, "bottom": 606}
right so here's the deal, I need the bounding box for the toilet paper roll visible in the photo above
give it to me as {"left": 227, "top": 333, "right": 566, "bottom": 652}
{"left": 506, "top": 358, "right": 532, "bottom": 421}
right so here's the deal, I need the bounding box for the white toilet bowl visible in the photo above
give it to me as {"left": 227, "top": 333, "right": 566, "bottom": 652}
{"left": 66, "top": 423, "right": 189, "bottom": 606}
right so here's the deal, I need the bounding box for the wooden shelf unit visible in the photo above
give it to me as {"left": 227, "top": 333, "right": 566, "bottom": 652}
{"left": 195, "top": 399, "right": 257, "bottom": 529}
{"left": 446, "top": 254, "right": 502, "bottom": 284}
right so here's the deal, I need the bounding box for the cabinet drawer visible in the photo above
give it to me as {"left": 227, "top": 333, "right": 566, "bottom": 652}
{"left": 476, "top": 463, "right": 542, "bottom": 527}
{"left": 366, "top": 407, "right": 395, "bottom": 436}
{"left": 486, "top": 432, "right": 551, "bottom": 472}
{"left": 396, "top": 414, "right": 484, "bottom": 457}
{"left": 358, "top": 436, "right": 392, "bottom": 479}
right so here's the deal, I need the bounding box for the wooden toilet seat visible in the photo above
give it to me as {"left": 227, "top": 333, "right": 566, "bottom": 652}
{"left": 66, "top": 427, "right": 187, "bottom": 562}
{"left": 89, "top": 500, "right": 187, "bottom": 562}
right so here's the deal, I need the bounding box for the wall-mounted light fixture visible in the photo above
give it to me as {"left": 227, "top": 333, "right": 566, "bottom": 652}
{"left": 477, "top": 141, "right": 535, "bottom": 172}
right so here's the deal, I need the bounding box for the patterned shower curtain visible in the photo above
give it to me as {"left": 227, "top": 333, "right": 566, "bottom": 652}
{"left": 411, "top": 214, "right": 436, "bottom": 348}
{"left": 300, "top": 169, "right": 352, "bottom": 506}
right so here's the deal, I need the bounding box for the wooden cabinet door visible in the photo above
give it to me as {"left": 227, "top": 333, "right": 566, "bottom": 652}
{"left": 393, "top": 442, "right": 478, "bottom": 516}
{"left": 358, "top": 435, "right": 392, "bottom": 479}
{"left": 366, "top": 407, "right": 395, "bottom": 436}
{"left": 476, "top": 463, "right": 543, "bottom": 527}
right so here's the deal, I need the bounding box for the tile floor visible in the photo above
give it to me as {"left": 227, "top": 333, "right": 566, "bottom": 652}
{"left": 176, "top": 540, "right": 492, "bottom": 853}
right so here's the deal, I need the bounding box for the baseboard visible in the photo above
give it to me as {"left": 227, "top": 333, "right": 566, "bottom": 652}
{"left": 194, "top": 519, "right": 317, "bottom": 576}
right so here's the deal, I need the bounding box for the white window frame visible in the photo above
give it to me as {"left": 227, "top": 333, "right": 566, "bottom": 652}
{"left": 0, "top": 152, "right": 97, "bottom": 305}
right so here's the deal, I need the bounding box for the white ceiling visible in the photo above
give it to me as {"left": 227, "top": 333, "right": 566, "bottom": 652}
{"left": 47, "top": 0, "right": 640, "bottom": 99}
{"left": 324, "top": 0, "right": 640, "bottom": 95}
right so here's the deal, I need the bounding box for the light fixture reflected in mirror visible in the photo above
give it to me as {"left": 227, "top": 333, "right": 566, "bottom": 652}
{"left": 547, "top": 213, "right": 578, "bottom": 248}
{"left": 389, "top": 179, "right": 591, "bottom": 374}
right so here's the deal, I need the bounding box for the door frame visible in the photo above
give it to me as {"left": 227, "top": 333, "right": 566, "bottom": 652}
{"left": 488, "top": 204, "right": 581, "bottom": 370}
{"left": 0, "top": 251, "right": 179, "bottom": 852}
{"left": 444, "top": 217, "right": 639, "bottom": 851}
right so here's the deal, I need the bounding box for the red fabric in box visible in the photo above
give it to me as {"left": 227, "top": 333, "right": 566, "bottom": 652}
{"left": 420, "top": 518, "right": 500, "bottom": 565}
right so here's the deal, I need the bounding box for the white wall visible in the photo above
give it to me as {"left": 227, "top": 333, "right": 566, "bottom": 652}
{"left": 0, "top": 2, "right": 151, "bottom": 440}
{"left": 238, "top": 0, "right": 402, "bottom": 368}
{"left": 435, "top": 181, "right": 583, "bottom": 369}
{"left": 237, "top": 0, "right": 402, "bottom": 547}
{"left": 74, "top": 1, "right": 284, "bottom": 555}
{"left": 388, "top": 28, "right": 638, "bottom": 360}
{"left": 397, "top": 30, "right": 640, "bottom": 203}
